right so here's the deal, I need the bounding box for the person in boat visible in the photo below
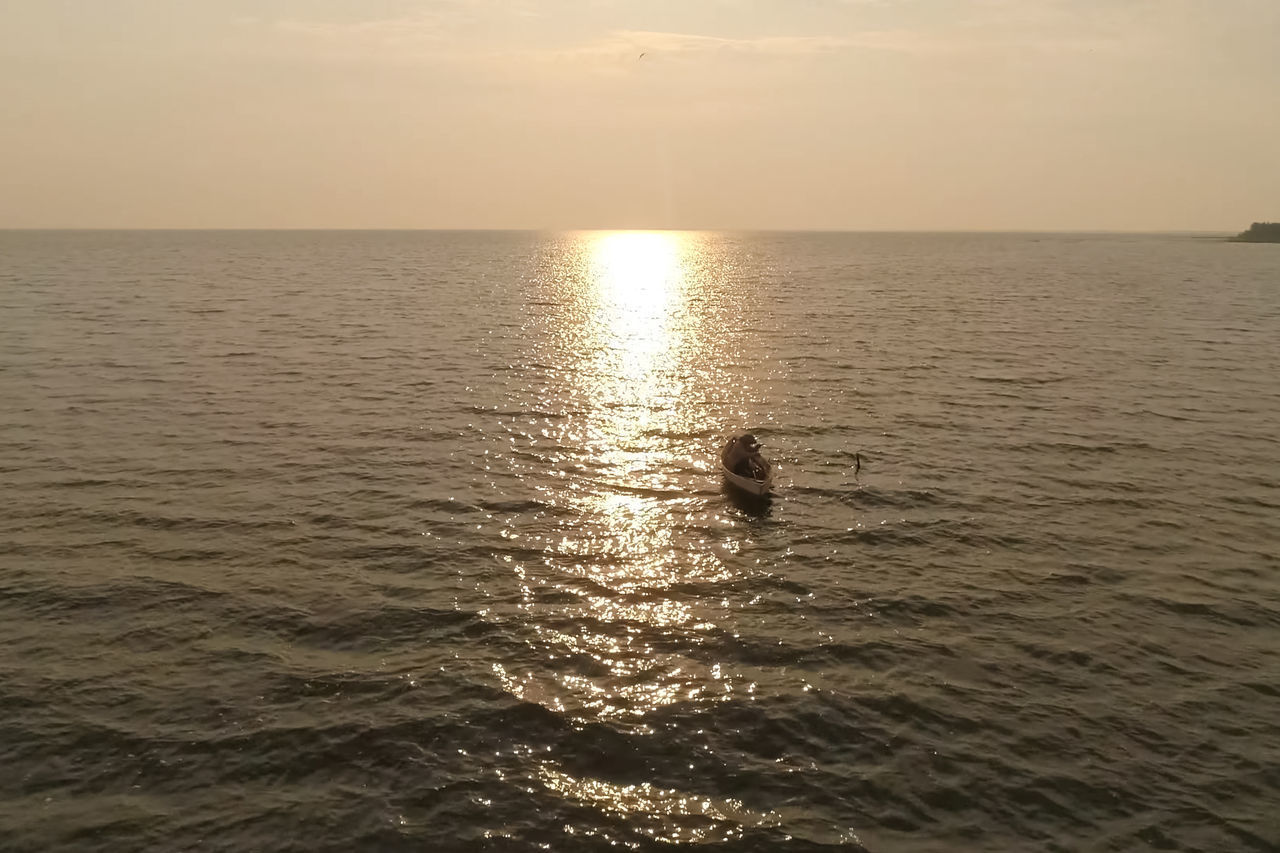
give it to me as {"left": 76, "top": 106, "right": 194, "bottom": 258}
{"left": 723, "top": 433, "right": 768, "bottom": 479}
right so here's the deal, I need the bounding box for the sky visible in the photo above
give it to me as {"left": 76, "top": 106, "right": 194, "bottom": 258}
{"left": 1, "top": 0, "right": 1277, "bottom": 230}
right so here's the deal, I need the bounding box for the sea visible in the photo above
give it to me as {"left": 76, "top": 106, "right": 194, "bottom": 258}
{"left": 0, "top": 230, "right": 1276, "bottom": 852}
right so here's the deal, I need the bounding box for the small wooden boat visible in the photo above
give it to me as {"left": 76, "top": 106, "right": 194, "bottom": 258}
{"left": 721, "top": 461, "right": 774, "bottom": 497}
{"left": 720, "top": 434, "right": 774, "bottom": 497}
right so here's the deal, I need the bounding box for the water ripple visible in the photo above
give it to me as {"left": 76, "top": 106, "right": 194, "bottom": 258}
{"left": 0, "top": 230, "right": 1277, "bottom": 851}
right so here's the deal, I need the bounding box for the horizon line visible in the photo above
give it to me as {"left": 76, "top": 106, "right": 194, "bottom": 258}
{"left": 0, "top": 226, "right": 1242, "bottom": 235}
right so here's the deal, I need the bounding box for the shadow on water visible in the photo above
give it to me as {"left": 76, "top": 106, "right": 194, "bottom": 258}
{"left": 722, "top": 478, "right": 775, "bottom": 517}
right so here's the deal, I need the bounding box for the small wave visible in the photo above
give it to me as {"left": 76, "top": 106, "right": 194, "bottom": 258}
{"left": 1117, "top": 592, "right": 1279, "bottom": 629}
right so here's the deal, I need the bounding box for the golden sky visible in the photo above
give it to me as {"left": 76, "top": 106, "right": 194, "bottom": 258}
{"left": 2, "top": 0, "right": 1276, "bottom": 229}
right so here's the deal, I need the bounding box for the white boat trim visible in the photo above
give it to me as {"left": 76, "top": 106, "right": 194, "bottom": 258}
{"left": 721, "top": 462, "right": 774, "bottom": 497}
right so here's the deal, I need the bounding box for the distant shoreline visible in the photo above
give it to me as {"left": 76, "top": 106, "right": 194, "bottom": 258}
{"left": 1229, "top": 222, "right": 1280, "bottom": 243}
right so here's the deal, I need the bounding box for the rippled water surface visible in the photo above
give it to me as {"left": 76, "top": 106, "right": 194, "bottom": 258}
{"left": 1, "top": 230, "right": 1278, "bottom": 852}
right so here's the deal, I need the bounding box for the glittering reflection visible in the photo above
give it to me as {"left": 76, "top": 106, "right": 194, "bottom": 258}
{"left": 492, "top": 231, "right": 759, "bottom": 726}
{"left": 536, "top": 764, "right": 781, "bottom": 844}
{"left": 476, "top": 231, "right": 784, "bottom": 843}
{"left": 577, "top": 232, "right": 699, "bottom": 453}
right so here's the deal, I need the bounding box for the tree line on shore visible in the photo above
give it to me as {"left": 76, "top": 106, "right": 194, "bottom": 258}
{"left": 1231, "top": 222, "right": 1280, "bottom": 242}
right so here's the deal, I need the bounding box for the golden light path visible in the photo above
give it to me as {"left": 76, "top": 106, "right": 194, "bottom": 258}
{"left": 491, "top": 232, "right": 777, "bottom": 841}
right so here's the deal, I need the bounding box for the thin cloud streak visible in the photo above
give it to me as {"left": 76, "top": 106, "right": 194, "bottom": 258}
{"left": 579, "top": 30, "right": 858, "bottom": 57}
{"left": 272, "top": 16, "right": 449, "bottom": 45}
{"left": 261, "top": 17, "right": 1131, "bottom": 68}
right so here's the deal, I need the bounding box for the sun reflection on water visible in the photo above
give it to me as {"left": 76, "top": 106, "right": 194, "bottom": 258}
{"left": 553, "top": 232, "right": 726, "bottom": 601}
{"left": 493, "top": 231, "right": 765, "bottom": 841}
{"left": 536, "top": 765, "right": 781, "bottom": 843}
{"left": 592, "top": 232, "right": 682, "bottom": 318}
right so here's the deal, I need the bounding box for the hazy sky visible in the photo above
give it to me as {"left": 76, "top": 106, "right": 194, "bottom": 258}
{"left": 2, "top": 0, "right": 1276, "bottom": 230}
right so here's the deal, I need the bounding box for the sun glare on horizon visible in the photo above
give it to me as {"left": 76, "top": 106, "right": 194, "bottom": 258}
{"left": 589, "top": 231, "right": 683, "bottom": 316}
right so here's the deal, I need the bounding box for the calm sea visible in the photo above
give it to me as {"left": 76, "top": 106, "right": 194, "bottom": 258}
{"left": 1, "top": 230, "right": 1277, "bottom": 852}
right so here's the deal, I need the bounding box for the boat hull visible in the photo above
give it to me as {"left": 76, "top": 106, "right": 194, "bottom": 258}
{"left": 721, "top": 463, "right": 773, "bottom": 497}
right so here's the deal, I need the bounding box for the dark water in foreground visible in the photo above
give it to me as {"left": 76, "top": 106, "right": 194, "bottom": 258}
{"left": 1, "top": 231, "right": 1277, "bottom": 852}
